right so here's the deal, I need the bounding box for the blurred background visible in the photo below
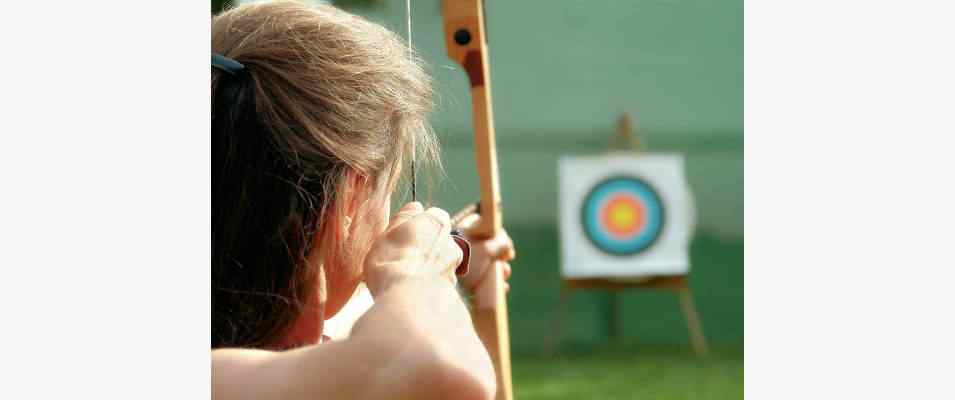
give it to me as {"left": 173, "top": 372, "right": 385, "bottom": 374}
{"left": 215, "top": 0, "right": 742, "bottom": 398}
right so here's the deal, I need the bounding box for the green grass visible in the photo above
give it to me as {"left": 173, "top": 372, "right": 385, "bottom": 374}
{"left": 501, "top": 224, "right": 744, "bottom": 398}
{"left": 513, "top": 344, "right": 743, "bottom": 400}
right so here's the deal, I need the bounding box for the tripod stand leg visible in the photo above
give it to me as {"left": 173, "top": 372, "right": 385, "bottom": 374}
{"left": 544, "top": 285, "right": 573, "bottom": 357}
{"left": 678, "top": 288, "right": 709, "bottom": 357}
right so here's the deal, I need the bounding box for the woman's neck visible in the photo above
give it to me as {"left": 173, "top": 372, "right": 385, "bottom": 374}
{"left": 268, "top": 263, "right": 327, "bottom": 349}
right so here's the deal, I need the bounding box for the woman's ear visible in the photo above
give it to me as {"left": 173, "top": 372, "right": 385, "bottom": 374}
{"left": 342, "top": 216, "right": 352, "bottom": 240}
{"left": 337, "top": 169, "right": 371, "bottom": 242}
{"left": 344, "top": 169, "right": 369, "bottom": 217}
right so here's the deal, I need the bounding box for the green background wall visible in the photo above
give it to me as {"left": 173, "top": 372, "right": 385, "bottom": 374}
{"left": 218, "top": 0, "right": 743, "bottom": 355}
{"left": 351, "top": 0, "right": 743, "bottom": 237}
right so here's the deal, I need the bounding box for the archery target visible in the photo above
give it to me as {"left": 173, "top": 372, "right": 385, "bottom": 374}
{"left": 559, "top": 153, "right": 692, "bottom": 278}
{"left": 581, "top": 176, "right": 665, "bottom": 256}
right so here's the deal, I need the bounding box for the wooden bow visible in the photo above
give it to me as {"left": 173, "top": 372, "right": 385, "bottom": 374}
{"left": 441, "top": 1, "right": 513, "bottom": 399}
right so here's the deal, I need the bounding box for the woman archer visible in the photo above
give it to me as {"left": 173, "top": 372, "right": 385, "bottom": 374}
{"left": 212, "top": 2, "right": 514, "bottom": 399}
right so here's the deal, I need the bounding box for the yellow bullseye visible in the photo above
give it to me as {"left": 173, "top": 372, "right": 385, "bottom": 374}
{"left": 608, "top": 202, "right": 637, "bottom": 231}
{"left": 601, "top": 194, "right": 646, "bottom": 237}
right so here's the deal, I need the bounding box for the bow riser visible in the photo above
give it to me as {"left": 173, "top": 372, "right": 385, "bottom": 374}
{"left": 442, "top": 1, "right": 512, "bottom": 399}
{"left": 442, "top": 0, "right": 502, "bottom": 239}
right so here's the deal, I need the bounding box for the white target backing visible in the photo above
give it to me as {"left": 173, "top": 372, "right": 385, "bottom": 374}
{"left": 559, "top": 153, "right": 693, "bottom": 278}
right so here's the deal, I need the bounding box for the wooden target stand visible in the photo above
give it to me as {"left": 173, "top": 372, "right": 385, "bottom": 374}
{"left": 543, "top": 113, "right": 709, "bottom": 357}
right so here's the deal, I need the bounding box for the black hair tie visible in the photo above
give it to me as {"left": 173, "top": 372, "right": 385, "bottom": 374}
{"left": 212, "top": 53, "right": 246, "bottom": 76}
{"left": 212, "top": 53, "right": 250, "bottom": 121}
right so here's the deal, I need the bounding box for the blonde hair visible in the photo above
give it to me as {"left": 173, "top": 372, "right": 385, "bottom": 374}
{"left": 212, "top": 0, "right": 439, "bottom": 347}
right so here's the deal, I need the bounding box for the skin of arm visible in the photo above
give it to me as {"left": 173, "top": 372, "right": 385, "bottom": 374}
{"left": 212, "top": 204, "right": 496, "bottom": 400}
{"left": 212, "top": 277, "right": 494, "bottom": 400}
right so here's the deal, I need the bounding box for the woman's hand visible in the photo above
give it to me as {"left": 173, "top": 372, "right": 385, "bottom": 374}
{"left": 364, "top": 202, "right": 464, "bottom": 297}
{"left": 454, "top": 213, "right": 516, "bottom": 293}
{"left": 356, "top": 203, "right": 495, "bottom": 400}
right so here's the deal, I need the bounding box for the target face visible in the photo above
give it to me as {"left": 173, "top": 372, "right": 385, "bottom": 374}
{"left": 580, "top": 176, "right": 665, "bottom": 256}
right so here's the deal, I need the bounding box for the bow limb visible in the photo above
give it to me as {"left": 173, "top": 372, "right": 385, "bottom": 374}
{"left": 442, "top": 1, "right": 512, "bottom": 399}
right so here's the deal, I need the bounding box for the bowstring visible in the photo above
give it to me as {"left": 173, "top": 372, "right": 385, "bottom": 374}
{"left": 406, "top": 0, "right": 417, "bottom": 202}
